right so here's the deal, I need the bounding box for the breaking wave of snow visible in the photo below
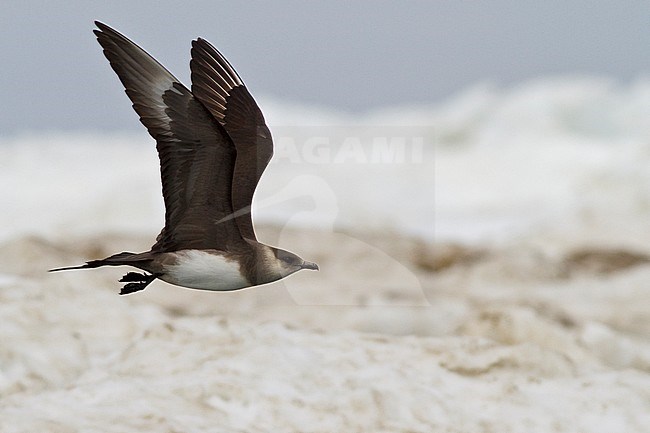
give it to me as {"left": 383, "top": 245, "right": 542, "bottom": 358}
{"left": 1, "top": 76, "right": 650, "bottom": 432}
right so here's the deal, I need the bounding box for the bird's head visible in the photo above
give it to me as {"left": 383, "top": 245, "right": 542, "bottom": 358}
{"left": 270, "top": 247, "right": 319, "bottom": 278}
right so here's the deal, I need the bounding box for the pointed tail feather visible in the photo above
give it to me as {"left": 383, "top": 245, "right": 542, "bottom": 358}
{"left": 49, "top": 252, "right": 138, "bottom": 272}
{"left": 49, "top": 263, "right": 96, "bottom": 272}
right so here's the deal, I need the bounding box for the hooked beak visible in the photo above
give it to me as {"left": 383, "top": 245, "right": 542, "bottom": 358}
{"left": 301, "top": 260, "right": 319, "bottom": 271}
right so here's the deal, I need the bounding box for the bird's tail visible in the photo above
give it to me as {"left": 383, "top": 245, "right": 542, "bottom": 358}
{"left": 49, "top": 252, "right": 140, "bottom": 272}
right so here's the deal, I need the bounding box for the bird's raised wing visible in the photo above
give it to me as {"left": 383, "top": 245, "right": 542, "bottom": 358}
{"left": 94, "top": 22, "right": 245, "bottom": 252}
{"left": 189, "top": 38, "right": 273, "bottom": 241}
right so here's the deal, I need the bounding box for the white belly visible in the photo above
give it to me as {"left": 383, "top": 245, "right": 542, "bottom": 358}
{"left": 161, "top": 250, "right": 250, "bottom": 291}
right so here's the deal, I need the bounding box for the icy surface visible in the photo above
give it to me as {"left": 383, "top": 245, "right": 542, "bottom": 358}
{"left": 2, "top": 77, "right": 650, "bottom": 431}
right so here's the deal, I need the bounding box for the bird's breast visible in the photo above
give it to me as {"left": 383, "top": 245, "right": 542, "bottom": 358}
{"left": 160, "top": 249, "right": 251, "bottom": 291}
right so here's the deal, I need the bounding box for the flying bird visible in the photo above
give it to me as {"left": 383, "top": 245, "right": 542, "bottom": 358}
{"left": 50, "top": 21, "right": 318, "bottom": 295}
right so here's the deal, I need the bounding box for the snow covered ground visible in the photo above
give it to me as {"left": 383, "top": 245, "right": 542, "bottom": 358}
{"left": 1, "top": 77, "right": 650, "bottom": 432}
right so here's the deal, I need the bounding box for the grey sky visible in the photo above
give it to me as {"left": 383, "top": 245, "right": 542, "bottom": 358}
{"left": 0, "top": 1, "right": 648, "bottom": 134}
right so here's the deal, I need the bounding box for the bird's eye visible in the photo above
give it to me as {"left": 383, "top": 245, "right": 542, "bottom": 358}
{"left": 281, "top": 256, "right": 293, "bottom": 264}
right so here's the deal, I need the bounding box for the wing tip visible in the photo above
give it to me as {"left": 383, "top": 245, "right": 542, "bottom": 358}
{"left": 93, "top": 21, "right": 129, "bottom": 43}
{"left": 94, "top": 20, "right": 113, "bottom": 34}
{"left": 192, "top": 37, "right": 209, "bottom": 47}
{"left": 190, "top": 39, "right": 244, "bottom": 88}
{"left": 93, "top": 21, "right": 119, "bottom": 45}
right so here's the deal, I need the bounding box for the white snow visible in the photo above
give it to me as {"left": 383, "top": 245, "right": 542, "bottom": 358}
{"left": 1, "top": 76, "right": 650, "bottom": 432}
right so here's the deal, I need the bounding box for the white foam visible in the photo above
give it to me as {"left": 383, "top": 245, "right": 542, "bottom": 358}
{"left": 3, "top": 76, "right": 650, "bottom": 245}
{"left": 2, "top": 74, "right": 650, "bottom": 430}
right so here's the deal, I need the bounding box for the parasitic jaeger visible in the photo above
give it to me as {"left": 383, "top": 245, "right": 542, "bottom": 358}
{"left": 50, "top": 22, "right": 319, "bottom": 295}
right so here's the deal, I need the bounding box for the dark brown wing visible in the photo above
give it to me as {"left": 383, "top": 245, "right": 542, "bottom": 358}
{"left": 189, "top": 38, "right": 273, "bottom": 241}
{"left": 94, "top": 22, "right": 245, "bottom": 252}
